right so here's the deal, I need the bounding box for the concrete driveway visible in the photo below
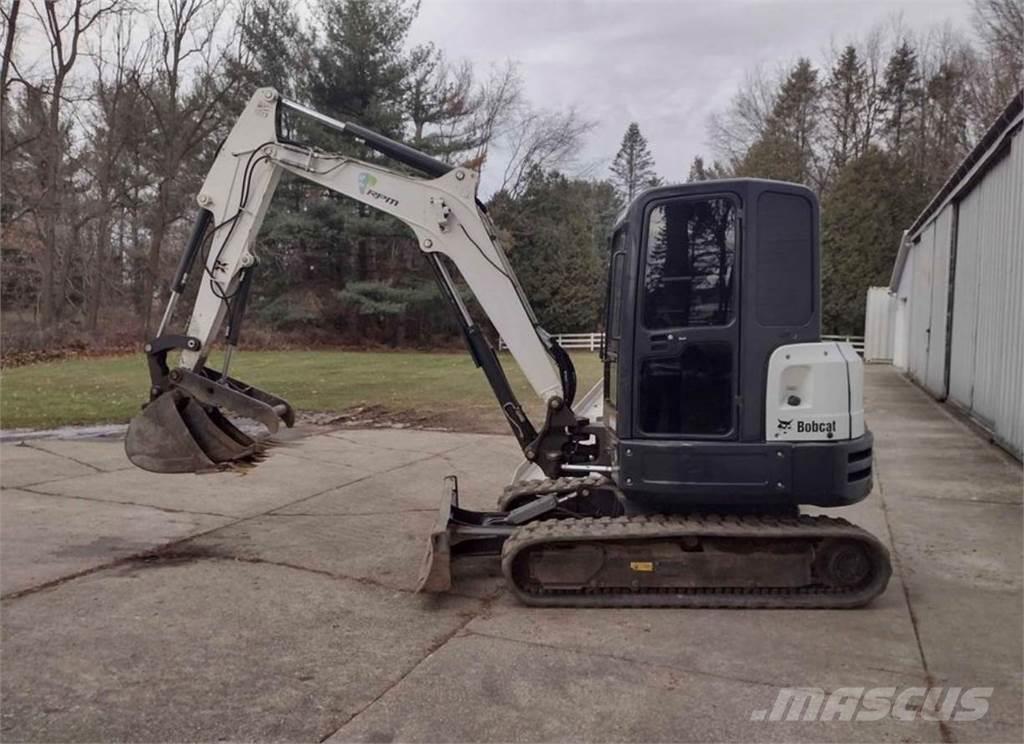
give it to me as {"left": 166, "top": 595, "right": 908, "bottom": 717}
{"left": 1, "top": 366, "right": 1021, "bottom": 743}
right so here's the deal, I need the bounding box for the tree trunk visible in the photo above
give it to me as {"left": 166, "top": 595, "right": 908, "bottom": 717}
{"left": 143, "top": 182, "right": 170, "bottom": 337}
{"left": 86, "top": 212, "right": 112, "bottom": 331}
{"left": 40, "top": 100, "right": 61, "bottom": 329}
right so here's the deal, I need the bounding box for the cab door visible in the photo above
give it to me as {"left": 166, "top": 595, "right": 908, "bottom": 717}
{"left": 633, "top": 194, "right": 740, "bottom": 439}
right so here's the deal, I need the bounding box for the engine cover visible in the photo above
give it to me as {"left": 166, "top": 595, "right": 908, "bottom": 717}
{"left": 765, "top": 342, "right": 865, "bottom": 442}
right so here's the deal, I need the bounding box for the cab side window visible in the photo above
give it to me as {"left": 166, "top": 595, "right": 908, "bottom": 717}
{"left": 607, "top": 230, "right": 626, "bottom": 340}
{"left": 603, "top": 229, "right": 627, "bottom": 408}
{"left": 643, "top": 198, "right": 736, "bottom": 329}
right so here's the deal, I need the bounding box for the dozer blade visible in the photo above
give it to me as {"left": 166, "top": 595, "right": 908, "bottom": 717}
{"left": 416, "top": 476, "right": 513, "bottom": 593}
{"left": 125, "top": 390, "right": 265, "bottom": 474}
{"left": 416, "top": 479, "right": 456, "bottom": 593}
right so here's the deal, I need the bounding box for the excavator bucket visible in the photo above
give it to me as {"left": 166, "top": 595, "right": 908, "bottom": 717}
{"left": 125, "top": 390, "right": 261, "bottom": 473}
{"left": 125, "top": 368, "right": 294, "bottom": 474}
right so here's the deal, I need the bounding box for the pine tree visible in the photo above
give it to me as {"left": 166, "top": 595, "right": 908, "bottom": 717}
{"left": 824, "top": 45, "right": 867, "bottom": 171}
{"left": 309, "top": 0, "right": 416, "bottom": 136}
{"left": 244, "top": 0, "right": 425, "bottom": 344}
{"left": 235, "top": 0, "right": 311, "bottom": 99}
{"left": 610, "top": 122, "right": 659, "bottom": 201}
{"left": 821, "top": 147, "right": 925, "bottom": 334}
{"left": 736, "top": 58, "right": 820, "bottom": 185}
{"left": 923, "top": 61, "right": 972, "bottom": 190}
{"left": 880, "top": 40, "right": 921, "bottom": 156}
{"left": 687, "top": 155, "right": 728, "bottom": 182}
{"left": 489, "top": 170, "right": 620, "bottom": 331}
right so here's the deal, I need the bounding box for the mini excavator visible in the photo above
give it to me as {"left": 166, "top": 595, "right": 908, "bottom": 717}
{"left": 126, "top": 89, "right": 891, "bottom": 608}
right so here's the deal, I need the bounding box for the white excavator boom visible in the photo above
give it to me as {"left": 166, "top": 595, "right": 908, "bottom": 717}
{"left": 126, "top": 88, "right": 580, "bottom": 474}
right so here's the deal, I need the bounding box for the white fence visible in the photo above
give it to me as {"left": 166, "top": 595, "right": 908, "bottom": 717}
{"left": 498, "top": 332, "right": 604, "bottom": 351}
{"left": 821, "top": 334, "right": 865, "bottom": 354}
{"left": 501, "top": 332, "right": 865, "bottom": 355}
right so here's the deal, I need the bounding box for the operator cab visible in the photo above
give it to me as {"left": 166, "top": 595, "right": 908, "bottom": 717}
{"left": 601, "top": 178, "right": 872, "bottom": 510}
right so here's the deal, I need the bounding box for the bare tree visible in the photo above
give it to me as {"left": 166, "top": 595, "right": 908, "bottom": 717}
{"left": 707, "top": 65, "right": 778, "bottom": 166}
{"left": 136, "top": 0, "right": 243, "bottom": 334}
{"left": 499, "top": 107, "right": 595, "bottom": 197}
{"left": 857, "top": 25, "right": 888, "bottom": 155}
{"left": 463, "top": 60, "right": 522, "bottom": 171}
{"left": 406, "top": 42, "right": 478, "bottom": 157}
{"left": 82, "top": 10, "right": 146, "bottom": 330}
{"left": 968, "top": 0, "right": 1024, "bottom": 126}
{"left": 1, "top": 0, "right": 23, "bottom": 217}
{"left": 26, "top": 0, "right": 123, "bottom": 327}
{"left": 1, "top": 0, "right": 20, "bottom": 112}
{"left": 971, "top": 0, "right": 1024, "bottom": 72}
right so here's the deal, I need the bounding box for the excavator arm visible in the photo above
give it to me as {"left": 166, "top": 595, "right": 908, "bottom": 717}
{"left": 126, "top": 88, "right": 585, "bottom": 475}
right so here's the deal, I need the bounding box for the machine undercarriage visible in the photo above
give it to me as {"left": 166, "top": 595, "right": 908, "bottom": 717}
{"left": 419, "top": 475, "right": 890, "bottom": 609}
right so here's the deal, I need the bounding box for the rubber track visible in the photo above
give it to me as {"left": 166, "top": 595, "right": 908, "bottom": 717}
{"left": 499, "top": 475, "right": 611, "bottom": 509}
{"left": 501, "top": 513, "right": 892, "bottom": 609}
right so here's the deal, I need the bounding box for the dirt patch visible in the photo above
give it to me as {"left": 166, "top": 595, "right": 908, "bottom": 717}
{"left": 0, "top": 342, "right": 138, "bottom": 369}
{"left": 127, "top": 543, "right": 234, "bottom": 567}
{"left": 296, "top": 405, "right": 509, "bottom": 435}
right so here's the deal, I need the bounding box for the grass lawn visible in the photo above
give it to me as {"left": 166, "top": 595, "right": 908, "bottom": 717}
{"left": 0, "top": 350, "right": 604, "bottom": 432}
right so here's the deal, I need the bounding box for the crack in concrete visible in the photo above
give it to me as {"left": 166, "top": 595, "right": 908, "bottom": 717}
{"left": 460, "top": 627, "right": 793, "bottom": 693}
{"left": 2, "top": 443, "right": 469, "bottom": 602}
{"left": 1, "top": 475, "right": 366, "bottom": 601}
{"left": 316, "top": 609, "right": 927, "bottom": 742}
{"left": 269, "top": 451, "right": 370, "bottom": 470}
{"left": 899, "top": 492, "right": 1022, "bottom": 508}
{"left": 18, "top": 441, "right": 106, "bottom": 473}
{"left": 163, "top": 551, "right": 493, "bottom": 602}
{"left": 265, "top": 508, "right": 437, "bottom": 518}
{"left": 317, "top": 595, "right": 498, "bottom": 743}
{"left": 15, "top": 486, "right": 233, "bottom": 519}
{"left": 325, "top": 431, "right": 467, "bottom": 457}
{"left": 7, "top": 467, "right": 134, "bottom": 491}
{"left": 875, "top": 458, "right": 956, "bottom": 744}
{"left": 263, "top": 451, "right": 441, "bottom": 516}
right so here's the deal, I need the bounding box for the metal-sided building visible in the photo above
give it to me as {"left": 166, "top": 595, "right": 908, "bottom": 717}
{"left": 870, "top": 91, "right": 1023, "bottom": 459}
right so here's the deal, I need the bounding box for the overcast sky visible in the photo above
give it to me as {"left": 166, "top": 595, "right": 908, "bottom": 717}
{"left": 406, "top": 0, "right": 974, "bottom": 194}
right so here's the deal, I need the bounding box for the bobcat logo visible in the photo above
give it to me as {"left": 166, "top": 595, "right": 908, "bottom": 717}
{"left": 777, "top": 419, "right": 794, "bottom": 432}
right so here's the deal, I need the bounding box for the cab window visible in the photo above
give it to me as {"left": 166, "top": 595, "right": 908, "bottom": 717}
{"left": 643, "top": 198, "right": 736, "bottom": 329}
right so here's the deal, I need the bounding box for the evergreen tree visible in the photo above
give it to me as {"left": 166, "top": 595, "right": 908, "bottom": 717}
{"left": 687, "top": 155, "right": 728, "bottom": 182}
{"left": 736, "top": 58, "right": 820, "bottom": 185}
{"left": 923, "top": 60, "right": 972, "bottom": 191}
{"left": 824, "top": 46, "right": 867, "bottom": 171}
{"left": 234, "top": 0, "right": 311, "bottom": 99}
{"left": 610, "top": 122, "right": 659, "bottom": 201}
{"left": 489, "top": 170, "right": 621, "bottom": 331}
{"left": 820, "top": 147, "right": 926, "bottom": 334}
{"left": 243, "top": 0, "right": 427, "bottom": 344}
{"left": 309, "top": 0, "right": 415, "bottom": 136}
{"left": 880, "top": 40, "right": 922, "bottom": 156}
